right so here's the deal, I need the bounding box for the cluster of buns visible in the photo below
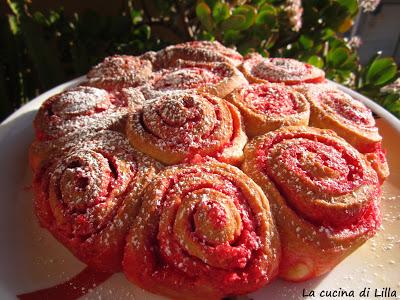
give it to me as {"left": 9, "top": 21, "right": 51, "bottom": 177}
{"left": 30, "top": 41, "right": 389, "bottom": 300}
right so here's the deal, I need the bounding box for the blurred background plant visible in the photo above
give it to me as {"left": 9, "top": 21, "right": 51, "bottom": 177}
{"left": 0, "top": 0, "right": 399, "bottom": 121}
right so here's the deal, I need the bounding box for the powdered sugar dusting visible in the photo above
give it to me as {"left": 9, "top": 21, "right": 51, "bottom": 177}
{"left": 34, "top": 86, "right": 128, "bottom": 140}
{"left": 306, "top": 84, "right": 376, "bottom": 128}
{"left": 124, "top": 161, "right": 279, "bottom": 297}
{"left": 241, "top": 83, "right": 304, "bottom": 115}
{"left": 126, "top": 91, "right": 245, "bottom": 164}
{"left": 34, "top": 129, "right": 162, "bottom": 270}
{"left": 243, "top": 53, "right": 325, "bottom": 84}
{"left": 154, "top": 40, "right": 243, "bottom": 69}
{"left": 85, "top": 55, "right": 153, "bottom": 90}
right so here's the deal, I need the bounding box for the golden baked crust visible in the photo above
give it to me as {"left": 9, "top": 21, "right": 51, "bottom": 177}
{"left": 296, "top": 83, "right": 389, "bottom": 183}
{"left": 241, "top": 53, "right": 325, "bottom": 85}
{"left": 242, "top": 126, "right": 381, "bottom": 281}
{"left": 83, "top": 55, "right": 153, "bottom": 90}
{"left": 297, "top": 83, "right": 381, "bottom": 151}
{"left": 126, "top": 91, "right": 247, "bottom": 165}
{"left": 123, "top": 160, "right": 280, "bottom": 300}
{"left": 145, "top": 59, "right": 248, "bottom": 99}
{"left": 225, "top": 83, "right": 310, "bottom": 137}
{"left": 33, "top": 130, "right": 162, "bottom": 272}
{"left": 152, "top": 40, "right": 244, "bottom": 69}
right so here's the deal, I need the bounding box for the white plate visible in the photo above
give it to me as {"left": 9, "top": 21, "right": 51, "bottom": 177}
{"left": 0, "top": 78, "right": 399, "bottom": 300}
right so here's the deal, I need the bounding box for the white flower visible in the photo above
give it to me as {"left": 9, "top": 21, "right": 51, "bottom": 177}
{"left": 284, "top": 0, "right": 303, "bottom": 32}
{"left": 358, "top": 0, "right": 381, "bottom": 12}
{"left": 349, "top": 36, "right": 362, "bottom": 48}
{"left": 380, "top": 78, "right": 400, "bottom": 94}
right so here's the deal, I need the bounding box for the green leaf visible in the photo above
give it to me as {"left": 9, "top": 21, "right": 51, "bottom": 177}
{"left": 327, "top": 47, "right": 350, "bottom": 68}
{"left": 222, "top": 29, "right": 243, "bottom": 43}
{"left": 33, "top": 12, "right": 47, "bottom": 25}
{"left": 299, "top": 35, "right": 314, "bottom": 49}
{"left": 382, "top": 93, "right": 400, "bottom": 105}
{"left": 196, "top": 2, "right": 213, "bottom": 31}
{"left": 204, "top": 0, "right": 218, "bottom": 8}
{"left": 130, "top": 9, "right": 143, "bottom": 25}
{"left": 212, "top": 2, "right": 230, "bottom": 23}
{"left": 136, "top": 25, "right": 151, "bottom": 40}
{"left": 255, "top": 5, "right": 277, "bottom": 27}
{"left": 321, "top": 28, "right": 335, "bottom": 40}
{"left": 382, "top": 94, "right": 400, "bottom": 117}
{"left": 340, "top": 53, "right": 358, "bottom": 70}
{"left": 321, "top": 2, "right": 352, "bottom": 30}
{"left": 366, "top": 58, "right": 398, "bottom": 86}
{"left": 259, "top": 3, "right": 276, "bottom": 12}
{"left": 7, "top": 14, "right": 19, "bottom": 34}
{"left": 308, "top": 55, "right": 324, "bottom": 68}
{"left": 237, "top": 36, "right": 261, "bottom": 53}
{"left": 231, "top": 5, "right": 256, "bottom": 30}
{"left": 336, "top": 0, "right": 358, "bottom": 15}
{"left": 199, "top": 31, "right": 215, "bottom": 41}
{"left": 196, "top": 2, "right": 211, "bottom": 19}
{"left": 7, "top": 0, "right": 23, "bottom": 16}
{"left": 47, "top": 10, "right": 61, "bottom": 24}
{"left": 221, "top": 15, "right": 247, "bottom": 31}
{"left": 329, "top": 37, "right": 347, "bottom": 50}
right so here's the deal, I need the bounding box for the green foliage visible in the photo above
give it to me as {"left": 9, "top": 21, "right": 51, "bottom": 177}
{"left": 0, "top": 0, "right": 399, "bottom": 120}
{"left": 365, "top": 58, "right": 397, "bottom": 86}
{"left": 360, "top": 55, "right": 399, "bottom": 118}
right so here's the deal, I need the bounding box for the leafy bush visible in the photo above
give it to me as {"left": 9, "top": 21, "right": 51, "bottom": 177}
{"left": 1, "top": 0, "right": 398, "bottom": 121}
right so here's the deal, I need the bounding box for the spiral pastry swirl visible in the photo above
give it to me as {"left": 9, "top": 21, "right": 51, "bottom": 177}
{"left": 126, "top": 92, "right": 247, "bottom": 165}
{"left": 226, "top": 83, "right": 310, "bottom": 137}
{"left": 241, "top": 53, "right": 325, "bottom": 85}
{"left": 299, "top": 84, "right": 381, "bottom": 151}
{"left": 33, "top": 86, "right": 129, "bottom": 141}
{"left": 84, "top": 55, "right": 153, "bottom": 91}
{"left": 298, "top": 83, "right": 389, "bottom": 182}
{"left": 30, "top": 131, "right": 90, "bottom": 173}
{"left": 148, "top": 60, "right": 247, "bottom": 99}
{"left": 33, "top": 131, "right": 162, "bottom": 272}
{"left": 123, "top": 161, "right": 280, "bottom": 300}
{"left": 153, "top": 40, "right": 244, "bottom": 69}
{"left": 242, "top": 126, "right": 381, "bottom": 281}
